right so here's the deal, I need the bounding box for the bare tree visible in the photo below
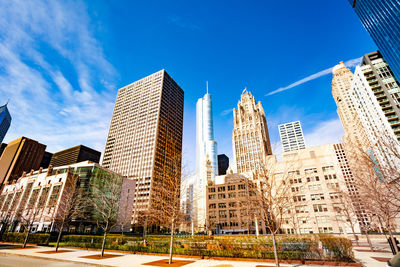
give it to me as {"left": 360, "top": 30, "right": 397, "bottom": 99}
{"left": 86, "top": 168, "right": 124, "bottom": 257}
{"left": 330, "top": 185, "right": 361, "bottom": 246}
{"left": 251, "top": 157, "right": 294, "bottom": 267}
{"left": 50, "top": 171, "right": 82, "bottom": 252}
{"left": 345, "top": 130, "right": 400, "bottom": 253}
{"left": 146, "top": 120, "right": 184, "bottom": 265}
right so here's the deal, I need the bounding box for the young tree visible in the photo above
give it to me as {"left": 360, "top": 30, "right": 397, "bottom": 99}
{"left": 86, "top": 168, "right": 125, "bottom": 257}
{"left": 50, "top": 171, "right": 82, "bottom": 252}
{"left": 146, "top": 120, "right": 184, "bottom": 264}
{"left": 252, "top": 157, "right": 294, "bottom": 267}
{"left": 345, "top": 130, "right": 400, "bottom": 253}
{"left": 330, "top": 185, "right": 362, "bottom": 246}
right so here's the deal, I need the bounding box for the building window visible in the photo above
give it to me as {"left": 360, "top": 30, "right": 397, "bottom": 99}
{"left": 219, "top": 210, "right": 227, "bottom": 218}
{"left": 313, "top": 204, "right": 328, "bottom": 212}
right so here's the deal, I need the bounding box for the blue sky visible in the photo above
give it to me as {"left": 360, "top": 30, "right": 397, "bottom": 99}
{"left": 0, "top": 0, "right": 377, "bottom": 173}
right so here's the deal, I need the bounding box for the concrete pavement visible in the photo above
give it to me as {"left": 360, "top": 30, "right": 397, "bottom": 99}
{"left": 0, "top": 245, "right": 344, "bottom": 267}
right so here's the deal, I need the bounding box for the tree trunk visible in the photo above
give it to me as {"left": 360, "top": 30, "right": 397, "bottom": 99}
{"left": 143, "top": 217, "right": 148, "bottom": 242}
{"left": 254, "top": 214, "right": 259, "bottom": 238}
{"left": 388, "top": 227, "right": 399, "bottom": 254}
{"left": 363, "top": 227, "right": 374, "bottom": 251}
{"left": 350, "top": 224, "right": 359, "bottom": 246}
{"left": 169, "top": 219, "right": 175, "bottom": 264}
{"left": 23, "top": 224, "right": 31, "bottom": 248}
{"left": 271, "top": 231, "right": 280, "bottom": 267}
{"left": 55, "top": 219, "right": 65, "bottom": 252}
{"left": 101, "top": 221, "right": 109, "bottom": 257}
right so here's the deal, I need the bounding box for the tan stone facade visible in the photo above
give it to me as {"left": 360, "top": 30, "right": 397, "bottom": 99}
{"left": 232, "top": 91, "right": 272, "bottom": 173}
{"left": 275, "top": 144, "right": 366, "bottom": 235}
{"left": 206, "top": 172, "right": 265, "bottom": 234}
{"left": 332, "top": 62, "right": 370, "bottom": 151}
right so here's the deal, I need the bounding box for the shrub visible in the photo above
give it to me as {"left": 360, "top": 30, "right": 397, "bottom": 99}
{"left": 1, "top": 232, "right": 50, "bottom": 245}
{"left": 318, "top": 235, "right": 354, "bottom": 261}
{"left": 55, "top": 234, "right": 354, "bottom": 262}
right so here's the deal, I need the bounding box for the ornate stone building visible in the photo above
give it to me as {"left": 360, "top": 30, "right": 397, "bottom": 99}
{"left": 332, "top": 62, "right": 369, "bottom": 151}
{"left": 232, "top": 91, "right": 272, "bottom": 173}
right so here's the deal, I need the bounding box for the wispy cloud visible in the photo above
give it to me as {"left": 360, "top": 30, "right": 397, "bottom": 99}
{"left": 266, "top": 57, "right": 362, "bottom": 96}
{"left": 168, "top": 15, "right": 200, "bottom": 30}
{"left": 220, "top": 109, "right": 232, "bottom": 116}
{"left": 304, "top": 118, "right": 344, "bottom": 147}
{"left": 0, "top": 0, "right": 117, "bottom": 154}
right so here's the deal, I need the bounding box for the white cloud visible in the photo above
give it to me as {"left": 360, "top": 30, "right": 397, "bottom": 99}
{"left": 304, "top": 118, "right": 344, "bottom": 147}
{"left": 220, "top": 108, "right": 232, "bottom": 116}
{"left": 0, "top": 0, "right": 117, "bottom": 154}
{"left": 266, "top": 57, "right": 362, "bottom": 96}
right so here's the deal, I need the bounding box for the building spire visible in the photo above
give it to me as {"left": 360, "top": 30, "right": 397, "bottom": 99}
{"left": 242, "top": 87, "right": 247, "bottom": 94}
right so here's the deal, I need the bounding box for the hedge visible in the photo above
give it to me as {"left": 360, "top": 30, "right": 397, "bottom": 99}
{"left": 1, "top": 232, "right": 50, "bottom": 245}
{"left": 52, "top": 234, "right": 354, "bottom": 262}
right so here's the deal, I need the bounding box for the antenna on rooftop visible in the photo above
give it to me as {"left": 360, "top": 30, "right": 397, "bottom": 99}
{"left": 206, "top": 81, "right": 209, "bottom": 94}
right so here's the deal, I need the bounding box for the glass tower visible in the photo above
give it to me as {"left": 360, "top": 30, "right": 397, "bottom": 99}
{"left": 348, "top": 0, "right": 400, "bottom": 79}
{"left": 0, "top": 103, "right": 11, "bottom": 143}
{"left": 196, "top": 92, "right": 218, "bottom": 181}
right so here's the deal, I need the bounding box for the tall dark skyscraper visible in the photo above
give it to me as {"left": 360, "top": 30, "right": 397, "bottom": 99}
{"left": 0, "top": 137, "right": 46, "bottom": 186}
{"left": 50, "top": 145, "right": 100, "bottom": 167}
{"left": 348, "top": 0, "right": 400, "bottom": 79}
{"left": 0, "top": 103, "right": 11, "bottom": 143}
{"left": 0, "top": 143, "right": 7, "bottom": 157}
{"left": 217, "top": 154, "right": 229, "bottom": 175}
{"left": 103, "top": 70, "right": 184, "bottom": 225}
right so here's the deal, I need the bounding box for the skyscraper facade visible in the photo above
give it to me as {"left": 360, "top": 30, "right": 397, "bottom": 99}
{"left": 196, "top": 92, "right": 218, "bottom": 184}
{"left": 102, "top": 70, "right": 184, "bottom": 225}
{"left": 0, "top": 103, "right": 11, "bottom": 143}
{"left": 217, "top": 154, "right": 229, "bottom": 175}
{"left": 278, "top": 121, "right": 306, "bottom": 152}
{"left": 50, "top": 145, "right": 101, "bottom": 167}
{"left": 232, "top": 91, "right": 272, "bottom": 173}
{"left": 347, "top": 0, "right": 400, "bottom": 79}
{"left": 0, "top": 137, "right": 46, "bottom": 187}
{"left": 353, "top": 51, "right": 400, "bottom": 142}
{"left": 194, "top": 91, "right": 218, "bottom": 231}
{"left": 332, "top": 62, "right": 369, "bottom": 151}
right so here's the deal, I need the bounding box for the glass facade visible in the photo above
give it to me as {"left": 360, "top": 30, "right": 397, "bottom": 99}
{"left": 0, "top": 103, "right": 11, "bottom": 143}
{"left": 349, "top": 0, "right": 400, "bottom": 79}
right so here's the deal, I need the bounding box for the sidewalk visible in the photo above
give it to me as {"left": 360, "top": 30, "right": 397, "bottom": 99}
{"left": 0, "top": 245, "right": 354, "bottom": 267}
{"left": 352, "top": 238, "right": 394, "bottom": 266}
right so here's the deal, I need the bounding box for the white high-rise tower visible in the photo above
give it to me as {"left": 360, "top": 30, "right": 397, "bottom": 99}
{"left": 194, "top": 84, "right": 218, "bottom": 231}
{"left": 278, "top": 121, "right": 306, "bottom": 152}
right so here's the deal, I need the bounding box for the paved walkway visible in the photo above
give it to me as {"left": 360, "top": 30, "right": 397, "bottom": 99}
{"left": 352, "top": 237, "right": 395, "bottom": 266}
{"left": 0, "top": 245, "right": 343, "bottom": 267}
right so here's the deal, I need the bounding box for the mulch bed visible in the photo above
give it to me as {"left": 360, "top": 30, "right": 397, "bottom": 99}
{"left": 142, "top": 259, "right": 195, "bottom": 267}
{"left": 355, "top": 249, "right": 392, "bottom": 253}
{"left": 371, "top": 257, "right": 391, "bottom": 262}
{"left": 79, "top": 254, "right": 124, "bottom": 260}
{"left": 37, "top": 250, "right": 73, "bottom": 254}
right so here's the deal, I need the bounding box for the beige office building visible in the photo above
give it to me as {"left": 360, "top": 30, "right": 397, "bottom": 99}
{"left": 276, "top": 144, "right": 368, "bottom": 235}
{"left": 102, "top": 70, "right": 184, "bottom": 225}
{"left": 232, "top": 91, "right": 272, "bottom": 173}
